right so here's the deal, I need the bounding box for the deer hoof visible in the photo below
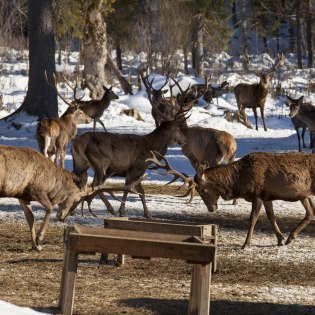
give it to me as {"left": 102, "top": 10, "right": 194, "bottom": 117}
{"left": 241, "top": 243, "right": 251, "bottom": 250}
{"left": 32, "top": 244, "right": 43, "bottom": 251}
{"left": 285, "top": 236, "right": 294, "bottom": 245}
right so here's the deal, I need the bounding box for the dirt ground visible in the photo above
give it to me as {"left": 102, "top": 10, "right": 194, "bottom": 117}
{"left": 0, "top": 184, "right": 315, "bottom": 315}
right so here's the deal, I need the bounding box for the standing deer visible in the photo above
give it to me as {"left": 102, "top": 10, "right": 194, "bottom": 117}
{"left": 147, "top": 151, "right": 315, "bottom": 249}
{"left": 140, "top": 69, "right": 176, "bottom": 127}
{"left": 0, "top": 145, "right": 141, "bottom": 250}
{"left": 234, "top": 53, "right": 284, "bottom": 131}
{"left": 71, "top": 113, "right": 187, "bottom": 218}
{"left": 167, "top": 78, "right": 238, "bottom": 204}
{"left": 36, "top": 74, "right": 91, "bottom": 168}
{"left": 77, "top": 85, "right": 119, "bottom": 132}
{"left": 285, "top": 95, "right": 315, "bottom": 152}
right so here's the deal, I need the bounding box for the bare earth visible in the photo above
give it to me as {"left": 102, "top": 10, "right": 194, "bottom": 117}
{"left": 0, "top": 184, "right": 315, "bottom": 315}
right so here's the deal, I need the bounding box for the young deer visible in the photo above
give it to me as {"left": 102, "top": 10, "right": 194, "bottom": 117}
{"left": 77, "top": 85, "right": 119, "bottom": 132}
{"left": 234, "top": 53, "right": 284, "bottom": 131}
{"left": 285, "top": 95, "right": 315, "bottom": 152}
{"left": 148, "top": 151, "right": 315, "bottom": 249}
{"left": 36, "top": 74, "right": 91, "bottom": 168}
{"left": 0, "top": 145, "right": 141, "bottom": 250}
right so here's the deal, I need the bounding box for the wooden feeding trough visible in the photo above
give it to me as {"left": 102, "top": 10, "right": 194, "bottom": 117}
{"left": 59, "top": 220, "right": 217, "bottom": 315}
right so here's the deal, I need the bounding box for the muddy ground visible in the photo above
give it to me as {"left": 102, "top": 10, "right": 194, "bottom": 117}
{"left": 0, "top": 184, "right": 315, "bottom": 314}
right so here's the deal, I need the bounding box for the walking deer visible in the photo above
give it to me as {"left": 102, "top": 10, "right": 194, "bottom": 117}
{"left": 71, "top": 112, "right": 187, "bottom": 218}
{"left": 0, "top": 145, "right": 141, "bottom": 250}
{"left": 36, "top": 74, "right": 91, "bottom": 168}
{"left": 234, "top": 53, "right": 284, "bottom": 131}
{"left": 285, "top": 95, "right": 315, "bottom": 152}
{"left": 76, "top": 85, "right": 119, "bottom": 132}
{"left": 147, "top": 151, "right": 315, "bottom": 248}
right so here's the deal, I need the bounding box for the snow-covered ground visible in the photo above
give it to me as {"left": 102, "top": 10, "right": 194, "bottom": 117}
{"left": 0, "top": 50, "right": 315, "bottom": 314}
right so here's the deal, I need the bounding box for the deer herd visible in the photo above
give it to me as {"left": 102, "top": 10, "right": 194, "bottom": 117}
{"left": 1, "top": 53, "right": 315, "bottom": 252}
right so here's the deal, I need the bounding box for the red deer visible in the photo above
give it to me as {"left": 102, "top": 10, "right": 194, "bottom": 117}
{"left": 147, "top": 151, "right": 315, "bottom": 249}
{"left": 285, "top": 95, "right": 315, "bottom": 152}
{"left": 36, "top": 73, "right": 90, "bottom": 168}
{"left": 0, "top": 145, "right": 141, "bottom": 250}
{"left": 234, "top": 53, "right": 284, "bottom": 131}
{"left": 76, "top": 85, "right": 119, "bottom": 132}
{"left": 71, "top": 113, "right": 187, "bottom": 218}
{"left": 140, "top": 69, "right": 176, "bottom": 127}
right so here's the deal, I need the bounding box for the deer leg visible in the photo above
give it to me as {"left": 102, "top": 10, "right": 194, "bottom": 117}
{"left": 43, "top": 136, "right": 51, "bottom": 157}
{"left": 35, "top": 193, "right": 54, "bottom": 249}
{"left": 118, "top": 191, "right": 129, "bottom": 217}
{"left": 259, "top": 106, "right": 267, "bottom": 131}
{"left": 242, "top": 198, "right": 263, "bottom": 249}
{"left": 285, "top": 197, "right": 314, "bottom": 245}
{"left": 19, "top": 199, "right": 37, "bottom": 250}
{"left": 97, "top": 193, "right": 115, "bottom": 215}
{"left": 301, "top": 127, "right": 306, "bottom": 149}
{"left": 263, "top": 201, "right": 285, "bottom": 246}
{"left": 252, "top": 107, "right": 258, "bottom": 130}
{"left": 295, "top": 127, "right": 302, "bottom": 152}
{"left": 96, "top": 118, "right": 107, "bottom": 132}
{"left": 135, "top": 183, "right": 150, "bottom": 218}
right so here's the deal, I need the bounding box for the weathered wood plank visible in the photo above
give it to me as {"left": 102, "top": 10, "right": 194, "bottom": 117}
{"left": 69, "top": 233, "right": 215, "bottom": 263}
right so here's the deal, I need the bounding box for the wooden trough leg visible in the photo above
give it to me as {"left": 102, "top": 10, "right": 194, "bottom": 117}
{"left": 188, "top": 263, "right": 212, "bottom": 315}
{"left": 60, "top": 243, "right": 79, "bottom": 315}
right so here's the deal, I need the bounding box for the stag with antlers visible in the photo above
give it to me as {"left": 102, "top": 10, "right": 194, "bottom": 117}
{"left": 147, "top": 150, "right": 315, "bottom": 248}
{"left": 234, "top": 53, "right": 284, "bottom": 131}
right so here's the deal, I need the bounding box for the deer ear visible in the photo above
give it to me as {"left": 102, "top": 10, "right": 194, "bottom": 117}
{"left": 103, "top": 85, "right": 109, "bottom": 91}
{"left": 284, "top": 101, "right": 289, "bottom": 107}
{"left": 298, "top": 96, "right": 304, "bottom": 104}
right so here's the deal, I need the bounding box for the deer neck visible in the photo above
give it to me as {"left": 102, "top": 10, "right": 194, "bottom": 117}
{"left": 204, "top": 163, "right": 240, "bottom": 200}
{"left": 146, "top": 126, "right": 174, "bottom": 156}
{"left": 62, "top": 114, "right": 78, "bottom": 138}
{"left": 295, "top": 104, "right": 315, "bottom": 129}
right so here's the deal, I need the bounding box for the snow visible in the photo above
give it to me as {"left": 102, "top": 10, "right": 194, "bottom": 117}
{"left": 0, "top": 49, "right": 315, "bottom": 314}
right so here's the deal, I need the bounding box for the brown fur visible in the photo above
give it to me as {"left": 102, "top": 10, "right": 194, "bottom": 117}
{"left": 234, "top": 77, "right": 269, "bottom": 131}
{"left": 196, "top": 152, "right": 315, "bottom": 248}
{"left": 71, "top": 119, "right": 186, "bottom": 217}
{"left": 285, "top": 96, "right": 315, "bottom": 152}
{"left": 0, "top": 145, "right": 83, "bottom": 250}
{"left": 78, "top": 86, "right": 119, "bottom": 131}
{"left": 36, "top": 105, "right": 90, "bottom": 168}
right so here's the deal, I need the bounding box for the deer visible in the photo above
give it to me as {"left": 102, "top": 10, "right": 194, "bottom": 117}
{"left": 76, "top": 85, "right": 119, "bottom": 132}
{"left": 284, "top": 95, "right": 315, "bottom": 152}
{"left": 147, "top": 150, "right": 315, "bottom": 249}
{"left": 36, "top": 73, "right": 91, "bottom": 168}
{"left": 140, "top": 69, "right": 177, "bottom": 127}
{"left": 70, "top": 106, "right": 189, "bottom": 218}
{"left": 166, "top": 77, "right": 238, "bottom": 193}
{"left": 234, "top": 53, "right": 284, "bottom": 131}
{"left": 0, "top": 145, "right": 141, "bottom": 251}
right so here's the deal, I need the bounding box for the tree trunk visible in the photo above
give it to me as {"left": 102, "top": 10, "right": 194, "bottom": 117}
{"left": 6, "top": 0, "right": 57, "bottom": 121}
{"left": 82, "top": 0, "right": 108, "bottom": 100}
{"left": 296, "top": 2, "right": 303, "bottom": 69}
{"left": 107, "top": 54, "right": 133, "bottom": 95}
{"left": 239, "top": 0, "right": 249, "bottom": 74}
{"left": 191, "top": 12, "right": 203, "bottom": 77}
{"left": 306, "top": 0, "right": 313, "bottom": 68}
{"left": 115, "top": 40, "right": 123, "bottom": 71}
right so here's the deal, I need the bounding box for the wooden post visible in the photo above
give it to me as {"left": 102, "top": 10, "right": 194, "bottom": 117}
{"left": 59, "top": 229, "right": 79, "bottom": 315}
{"left": 188, "top": 263, "right": 211, "bottom": 315}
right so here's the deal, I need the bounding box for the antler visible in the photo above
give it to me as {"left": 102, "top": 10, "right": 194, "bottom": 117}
{"left": 45, "top": 71, "right": 84, "bottom": 106}
{"left": 243, "top": 53, "right": 284, "bottom": 76}
{"left": 146, "top": 151, "right": 196, "bottom": 203}
{"left": 267, "top": 52, "right": 284, "bottom": 74}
